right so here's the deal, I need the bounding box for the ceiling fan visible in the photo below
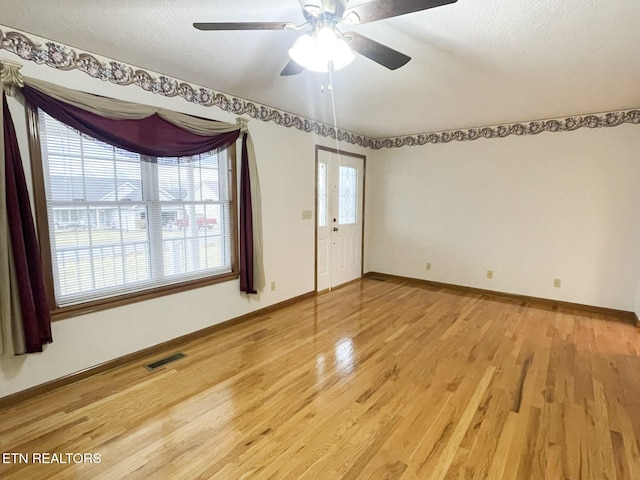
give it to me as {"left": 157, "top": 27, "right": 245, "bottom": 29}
{"left": 193, "top": 0, "right": 458, "bottom": 76}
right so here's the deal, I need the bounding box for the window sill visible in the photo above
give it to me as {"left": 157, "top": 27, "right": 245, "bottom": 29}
{"left": 50, "top": 271, "right": 240, "bottom": 321}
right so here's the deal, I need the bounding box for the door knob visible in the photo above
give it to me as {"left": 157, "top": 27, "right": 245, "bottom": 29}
{"left": 333, "top": 227, "right": 339, "bottom": 232}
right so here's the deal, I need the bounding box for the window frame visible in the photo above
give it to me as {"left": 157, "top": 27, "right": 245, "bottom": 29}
{"left": 27, "top": 105, "right": 240, "bottom": 321}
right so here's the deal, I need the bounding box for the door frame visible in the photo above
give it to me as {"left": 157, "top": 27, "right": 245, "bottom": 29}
{"left": 314, "top": 145, "right": 367, "bottom": 293}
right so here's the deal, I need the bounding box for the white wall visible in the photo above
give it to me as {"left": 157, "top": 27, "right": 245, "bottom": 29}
{"left": 635, "top": 280, "right": 640, "bottom": 319}
{"left": 0, "top": 55, "right": 366, "bottom": 399}
{"left": 365, "top": 125, "right": 640, "bottom": 311}
{"left": 2, "top": 49, "right": 638, "bottom": 398}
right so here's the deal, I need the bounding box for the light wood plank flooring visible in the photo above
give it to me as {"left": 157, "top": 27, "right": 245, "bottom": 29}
{"left": 1, "top": 277, "right": 640, "bottom": 479}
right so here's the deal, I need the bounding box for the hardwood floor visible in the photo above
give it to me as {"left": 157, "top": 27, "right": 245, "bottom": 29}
{"left": 1, "top": 277, "right": 640, "bottom": 479}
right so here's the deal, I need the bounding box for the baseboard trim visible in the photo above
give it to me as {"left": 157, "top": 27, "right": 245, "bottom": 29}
{"left": 364, "top": 272, "right": 637, "bottom": 324}
{"left": 317, "top": 277, "right": 363, "bottom": 295}
{"left": 0, "top": 291, "right": 316, "bottom": 410}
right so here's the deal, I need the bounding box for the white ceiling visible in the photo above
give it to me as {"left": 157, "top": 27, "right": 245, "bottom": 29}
{"left": 2, "top": 0, "right": 639, "bottom": 138}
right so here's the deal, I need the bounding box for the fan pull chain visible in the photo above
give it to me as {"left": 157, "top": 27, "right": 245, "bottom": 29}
{"left": 328, "top": 62, "right": 341, "bottom": 154}
{"left": 320, "top": 65, "right": 335, "bottom": 93}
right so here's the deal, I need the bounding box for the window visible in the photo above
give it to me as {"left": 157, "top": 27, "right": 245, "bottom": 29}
{"left": 33, "top": 110, "right": 237, "bottom": 313}
{"left": 338, "top": 165, "right": 357, "bottom": 225}
{"left": 317, "top": 161, "right": 328, "bottom": 227}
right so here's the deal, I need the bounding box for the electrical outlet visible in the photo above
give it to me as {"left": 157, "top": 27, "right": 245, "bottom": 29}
{"left": 553, "top": 278, "right": 561, "bottom": 288}
{"left": 425, "top": 262, "right": 431, "bottom": 271}
{"left": 487, "top": 270, "right": 493, "bottom": 279}
{"left": 270, "top": 281, "right": 276, "bottom": 291}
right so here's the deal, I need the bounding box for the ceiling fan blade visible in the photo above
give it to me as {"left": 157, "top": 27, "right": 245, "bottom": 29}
{"left": 346, "top": 32, "right": 411, "bottom": 70}
{"left": 344, "top": 0, "right": 457, "bottom": 25}
{"left": 280, "top": 60, "right": 305, "bottom": 76}
{"left": 193, "top": 22, "right": 292, "bottom": 31}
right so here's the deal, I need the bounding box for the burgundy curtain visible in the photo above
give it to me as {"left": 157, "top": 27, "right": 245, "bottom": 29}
{"left": 4, "top": 95, "right": 52, "bottom": 353}
{"left": 22, "top": 85, "right": 240, "bottom": 157}
{"left": 239, "top": 133, "right": 256, "bottom": 294}
{"left": 21, "top": 84, "right": 255, "bottom": 297}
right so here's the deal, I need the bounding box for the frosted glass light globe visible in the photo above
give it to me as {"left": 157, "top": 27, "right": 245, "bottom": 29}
{"left": 288, "top": 27, "right": 355, "bottom": 73}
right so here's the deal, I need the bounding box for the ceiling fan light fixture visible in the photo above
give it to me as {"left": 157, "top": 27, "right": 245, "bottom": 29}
{"left": 316, "top": 26, "right": 338, "bottom": 56}
{"left": 288, "top": 33, "right": 328, "bottom": 72}
{"left": 331, "top": 38, "right": 355, "bottom": 70}
{"left": 288, "top": 34, "right": 314, "bottom": 66}
{"left": 288, "top": 26, "right": 355, "bottom": 73}
{"left": 301, "top": 3, "right": 323, "bottom": 17}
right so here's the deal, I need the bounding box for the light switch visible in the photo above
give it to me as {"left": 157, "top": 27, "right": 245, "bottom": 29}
{"left": 301, "top": 210, "right": 312, "bottom": 220}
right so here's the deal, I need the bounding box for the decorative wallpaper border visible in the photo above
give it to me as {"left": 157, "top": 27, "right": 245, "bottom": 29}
{"left": 1, "top": 27, "right": 638, "bottom": 150}
{"left": 372, "top": 109, "right": 640, "bottom": 149}
{"left": 0, "top": 27, "right": 372, "bottom": 147}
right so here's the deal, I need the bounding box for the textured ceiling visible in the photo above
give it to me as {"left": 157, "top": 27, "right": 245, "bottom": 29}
{"left": 1, "top": 0, "right": 639, "bottom": 138}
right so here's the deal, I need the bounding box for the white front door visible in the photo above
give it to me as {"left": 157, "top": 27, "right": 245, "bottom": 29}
{"left": 316, "top": 148, "right": 365, "bottom": 291}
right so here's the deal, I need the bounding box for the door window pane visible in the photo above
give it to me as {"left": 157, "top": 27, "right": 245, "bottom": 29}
{"left": 318, "top": 162, "right": 328, "bottom": 227}
{"left": 339, "top": 166, "right": 357, "bottom": 225}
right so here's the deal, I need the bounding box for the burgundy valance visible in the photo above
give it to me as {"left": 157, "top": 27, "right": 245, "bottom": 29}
{"left": 22, "top": 85, "right": 240, "bottom": 158}
{"left": 21, "top": 81, "right": 259, "bottom": 294}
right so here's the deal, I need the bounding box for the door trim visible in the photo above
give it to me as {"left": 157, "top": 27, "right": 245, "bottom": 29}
{"left": 314, "top": 145, "right": 366, "bottom": 293}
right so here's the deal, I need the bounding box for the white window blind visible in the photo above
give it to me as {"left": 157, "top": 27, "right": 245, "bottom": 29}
{"left": 38, "top": 110, "right": 234, "bottom": 307}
